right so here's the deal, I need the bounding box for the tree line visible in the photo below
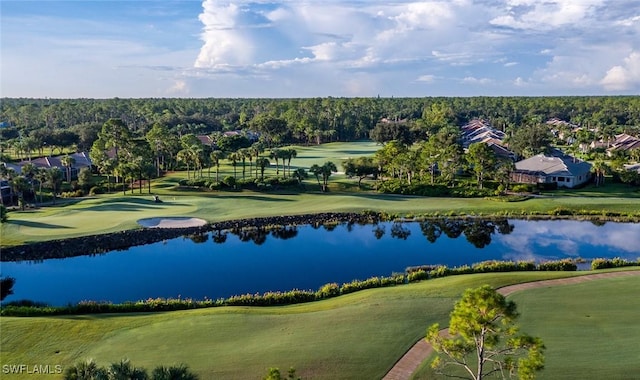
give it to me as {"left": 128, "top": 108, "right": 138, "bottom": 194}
{"left": 2, "top": 96, "right": 639, "bottom": 154}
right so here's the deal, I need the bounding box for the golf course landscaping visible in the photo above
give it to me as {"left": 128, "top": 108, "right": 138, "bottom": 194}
{"left": 2, "top": 141, "right": 640, "bottom": 379}
{"left": 1, "top": 270, "right": 638, "bottom": 379}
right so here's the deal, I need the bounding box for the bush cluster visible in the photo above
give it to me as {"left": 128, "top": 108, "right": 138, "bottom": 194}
{"left": 377, "top": 180, "right": 496, "bottom": 198}
{"left": 178, "top": 176, "right": 300, "bottom": 191}
{"left": 591, "top": 257, "right": 640, "bottom": 270}
{"left": 537, "top": 259, "right": 578, "bottom": 271}
{"left": 60, "top": 189, "right": 84, "bottom": 198}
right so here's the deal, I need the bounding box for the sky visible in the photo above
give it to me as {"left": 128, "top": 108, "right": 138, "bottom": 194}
{"left": 1, "top": 0, "right": 639, "bottom": 98}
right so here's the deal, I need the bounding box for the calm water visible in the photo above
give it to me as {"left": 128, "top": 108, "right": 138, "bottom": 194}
{"left": 2, "top": 219, "right": 639, "bottom": 306}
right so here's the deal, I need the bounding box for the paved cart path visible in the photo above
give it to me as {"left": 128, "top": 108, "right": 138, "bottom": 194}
{"left": 382, "top": 270, "right": 640, "bottom": 380}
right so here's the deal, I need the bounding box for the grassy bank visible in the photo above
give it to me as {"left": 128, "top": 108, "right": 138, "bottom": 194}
{"left": 413, "top": 272, "right": 640, "bottom": 380}
{"left": 3, "top": 271, "right": 637, "bottom": 380}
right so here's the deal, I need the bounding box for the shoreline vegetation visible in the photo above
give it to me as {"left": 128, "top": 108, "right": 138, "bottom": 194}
{"left": 3, "top": 261, "right": 639, "bottom": 317}
{"left": 3, "top": 210, "right": 640, "bottom": 261}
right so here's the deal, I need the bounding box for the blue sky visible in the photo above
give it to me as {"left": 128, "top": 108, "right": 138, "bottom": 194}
{"left": 1, "top": 0, "right": 639, "bottom": 98}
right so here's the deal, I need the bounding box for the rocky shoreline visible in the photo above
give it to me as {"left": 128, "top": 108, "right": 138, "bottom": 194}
{"left": 1, "top": 212, "right": 382, "bottom": 262}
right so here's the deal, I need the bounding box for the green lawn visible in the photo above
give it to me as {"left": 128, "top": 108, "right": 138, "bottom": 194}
{"left": 412, "top": 273, "right": 640, "bottom": 380}
{"left": 3, "top": 190, "right": 640, "bottom": 247}
{"left": 2, "top": 141, "right": 640, "bottom": 247}
{"left": 3, "top": 271, "right": 632, "bottom": 380}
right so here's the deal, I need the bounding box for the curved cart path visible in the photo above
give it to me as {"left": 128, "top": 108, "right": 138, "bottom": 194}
{"left": 382, "top": 270, "right": 640, "bottom": 380}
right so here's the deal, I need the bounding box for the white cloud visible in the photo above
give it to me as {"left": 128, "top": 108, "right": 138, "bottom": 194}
{"left": 194, "top": 2, "right": 253, "bottom": 68}
{"left": 462, "top": 76, "right": 492, "bottom": 85}
{"left": 499, "top": 220, "right": 640, "bottom": 260}
{"left": 3, "top": 0, "right": 640, "bottom": 97}
{"left": 490, "top": 0, "right": 605, "bottom": 30}
{"left": 167, "top": 80, "right": 189, "bottom": 95}
{"left": 601, "top": 51, "right": 640, "bottom": 91}
{"left": 417, "top": 74, "right": 436, "bottom": 83}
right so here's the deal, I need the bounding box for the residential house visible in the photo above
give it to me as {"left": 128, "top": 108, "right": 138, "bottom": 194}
{"left": 19, "top": 152, "right": 93, "bottom": 181}
{"left": 607, "top": 134, "right": 640, "bottom": 157}
{"left": 460, "top": 119, "right": 515, "bottom": 160}
{"left": 511, "top": 152, "right": 592, "bottom": 188}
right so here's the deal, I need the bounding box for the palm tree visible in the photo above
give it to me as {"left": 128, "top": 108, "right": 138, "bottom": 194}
{"left": 591, "top": 159, "right": 609, "bottom": 187}
{"left": 227, "top": 151, "right": 241, "bottom": 178}
{"left": 61, "top": 154, "right": 76, "bottom": 183}
{"left": 250, "top": 142, "right": 264, "bottom": 178}
{"left": 256, "top": 157, "right": 270, "bottom": 180}
{"left": 269, "top": 149, "right": 281, "bottom": 176}
{"left": 238, "top": 148, "right": 249, "bottom": 179}
{"left": 176, "top": 148, "right": 193, "bottom": 179}
{"left": 209, "top": 150, "right": 224, "bottom": 182}
{"left": 107, "top": 359, "right": 148, "bottom": 380}
{"left": 12, "top": 176, "right": 30, "bottom": 210}
{"left": 284, "top": 148, "right": 297, "bottom": 177}
{"left": 310, "top": 161, "right": 337, "bottom": 192}
{"left": 63, "top": 359, "right": 108, "bottom": 380}
{"left": 292, "top": 167, "right": 307, "bottom": 185}
{"left": 151, "top": 364, "right": 198, "bottom": 380}
{"left": 46, "top": 167, "right": 64, "bottom": 205}
{"left": 321, "top": 161, "right": 338, "bottom": 191}
{"left": 20, "top": 162, "right": 38, "bottom": 201}
{"left": 35, "top": 167, "right": 48, "bottom": 203}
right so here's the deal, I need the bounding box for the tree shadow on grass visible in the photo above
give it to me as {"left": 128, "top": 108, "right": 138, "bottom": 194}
{"left": 9, "top": 220, "right": 72, "bottom": 229}
{"left": 332, "top": 192, "right": 414, "bottom": 202}
{"left": 213, "top": 195, "right": 295, "bottom": 202}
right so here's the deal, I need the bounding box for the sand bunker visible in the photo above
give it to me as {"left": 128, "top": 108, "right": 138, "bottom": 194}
{"left": 137, "top": 217, "right": 208, "bottom": 229}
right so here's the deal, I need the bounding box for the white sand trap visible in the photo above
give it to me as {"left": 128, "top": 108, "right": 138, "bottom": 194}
{"left": 138, "top": 217, "right": 207, "bottom": 229}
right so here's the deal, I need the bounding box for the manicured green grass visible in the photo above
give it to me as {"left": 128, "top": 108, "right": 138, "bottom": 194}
{"left": 1, "top": 271, "right": 617, "bottom": 380}
{"left": 2, "top": 141, "right": 640, "bottom": 246}
{"left": 3, "top": 189, "right": 640, "bottom": 246}
{"left": 540, "top": 182, "right": 640, "bottom": 198}
{"left": 412, "top": 273, "right": 640, "bottom": 380}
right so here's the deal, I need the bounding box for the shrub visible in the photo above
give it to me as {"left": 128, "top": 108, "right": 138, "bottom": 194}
{"left": 407, "top": 269, "right": 428, "bottom": 282}
{"left": 89, "top": 186, "right": 104, "bottom": 195}
{"left": 591, "top": 257, "right": 639, "bottom": 270}
{"left": 511, "top": 184, "right": 534, "bottom": 193}
{"left": 551, "top": 207, "right": 575, "bottom": 216}
{"left": 472, "top": 260, "right": 536, "bottom": 273}
{"left": 61, "top": 189, "right": 84, "bottom": 198}
{"left": 429, "top": 265, "right": 451, "bottom": 278}
{"left": 223, "top": 176, "right": 237, "bottom": 189}
{"left": 315, "top": 283, "right": 340, "bottom": 299}
{"left": 538, "top": 259, "right": 577, "bottom": 271}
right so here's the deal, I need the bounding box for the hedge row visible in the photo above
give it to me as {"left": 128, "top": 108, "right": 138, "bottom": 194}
{"left": 591, "top": 257, "right": 640, "bottom": 270}
{"left": 5, "top": 259, "right": 631, "bottom": 317}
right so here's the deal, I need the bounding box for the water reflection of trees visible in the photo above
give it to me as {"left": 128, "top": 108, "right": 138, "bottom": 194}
{"left": 390, "top": 222, "right": 411, "bottom": 240}
{"left": 212, "top": 230, "right": 228, "bottom": 244}
{"left": 226, "top": 225, "right": 299, "bottom": 245}
{"left": 220, "top": 219, "right": 513, "bottom": 248}
{"left": 187, "top": 233, "right": 209, "bottom": 244}
{"left": 419, "top": 219, "right": 514, "bottom": 248}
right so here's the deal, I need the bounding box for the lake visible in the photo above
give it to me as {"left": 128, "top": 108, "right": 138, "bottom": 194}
{"left": 2, "top": 219, "right": 639, "bottom": 306}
